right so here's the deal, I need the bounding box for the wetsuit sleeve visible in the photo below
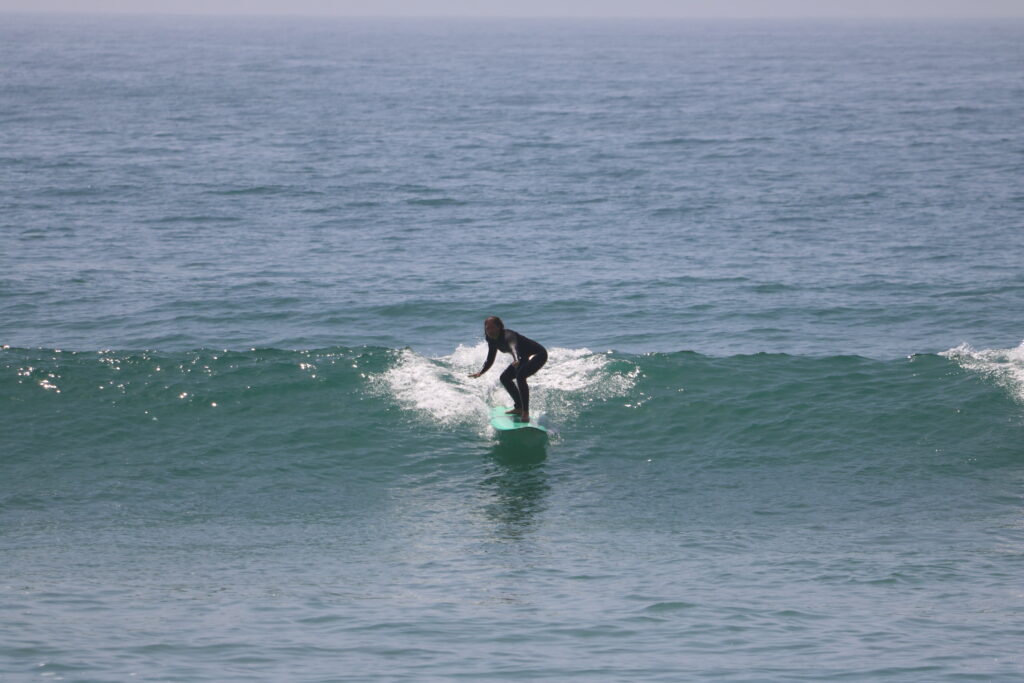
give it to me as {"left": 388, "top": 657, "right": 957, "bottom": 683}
{"left": 479, "top": 337, "right": 498, "bottom": 374}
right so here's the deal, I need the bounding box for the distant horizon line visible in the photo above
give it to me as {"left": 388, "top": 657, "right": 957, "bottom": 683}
{"left": 3, "top": 10, "right": 1024, "bottom": 20}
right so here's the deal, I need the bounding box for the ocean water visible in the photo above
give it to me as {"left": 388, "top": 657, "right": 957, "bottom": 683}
{"left": 2, "top": 14, "right": 1023, "bottom": 681}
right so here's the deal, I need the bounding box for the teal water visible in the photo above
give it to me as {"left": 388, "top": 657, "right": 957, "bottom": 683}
{"left": 2, "top": 15, "right": 1024, "bottom": 681}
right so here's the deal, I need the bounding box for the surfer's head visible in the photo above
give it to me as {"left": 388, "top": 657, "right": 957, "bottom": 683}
{"left": 484, "top": 316, "right": 504, "bottom": 339}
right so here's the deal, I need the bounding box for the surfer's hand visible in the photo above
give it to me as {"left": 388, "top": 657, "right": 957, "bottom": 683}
{"left": 468, "top": 371, "right": 482, "bottom": 378}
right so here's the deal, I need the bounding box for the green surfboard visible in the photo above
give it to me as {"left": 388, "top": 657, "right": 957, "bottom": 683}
{"left": 489, "top": 405, "right": 548, "bottom": 434}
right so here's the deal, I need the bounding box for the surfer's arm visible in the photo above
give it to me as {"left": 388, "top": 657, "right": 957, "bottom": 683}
{"left": 468, "top": 340, "right": 497, "bottom": 378}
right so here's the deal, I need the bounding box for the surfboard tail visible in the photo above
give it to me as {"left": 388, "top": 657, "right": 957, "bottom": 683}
{"left": 489, "top": 406, "right": 549, "bottom": 434}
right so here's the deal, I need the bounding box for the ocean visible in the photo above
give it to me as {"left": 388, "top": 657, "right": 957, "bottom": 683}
{"left": 2, "top": 14, "right": 1023, "bottom": 681}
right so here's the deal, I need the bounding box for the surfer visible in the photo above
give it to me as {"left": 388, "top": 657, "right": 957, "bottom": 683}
{"left": 468, "top": 316, "right": 547, "bottom": 422}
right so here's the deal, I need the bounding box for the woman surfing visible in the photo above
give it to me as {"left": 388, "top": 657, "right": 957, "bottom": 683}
{"left": 468, "top": 316, "right": 547, "bottom": 423}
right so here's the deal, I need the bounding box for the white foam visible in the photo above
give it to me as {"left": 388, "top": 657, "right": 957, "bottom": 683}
{"left": 370, "top": 342, "right": 638, "bottom": 429}
{"left": 372, "top": 347, "right": 488, "bottom": 428}
{"left": 940, "top": 340, "right": 1024, "bottom": 403}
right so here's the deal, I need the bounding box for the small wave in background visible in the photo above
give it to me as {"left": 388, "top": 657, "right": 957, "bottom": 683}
{"left": 942, "top": 340, "right": 1024, "bottom": 404}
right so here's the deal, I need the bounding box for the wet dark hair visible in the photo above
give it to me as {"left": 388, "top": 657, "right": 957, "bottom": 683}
{"left": 484, "top": 316, "right": 504, "bottom": 333}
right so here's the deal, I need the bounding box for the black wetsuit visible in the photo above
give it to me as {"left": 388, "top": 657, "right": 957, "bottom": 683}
{"left": 478, "top": 329, "right": 548, "bottom": 415}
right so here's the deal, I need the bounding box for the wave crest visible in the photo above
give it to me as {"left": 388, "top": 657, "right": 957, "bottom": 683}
{"left": 940, "top": 341, "right": 1024, "bottom": 403}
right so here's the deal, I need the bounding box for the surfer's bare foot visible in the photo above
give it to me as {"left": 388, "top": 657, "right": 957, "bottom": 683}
{"left": 506, "top": 408, "right": 522, "bottom": 415}
{"left": 519, "top": 412, "right": 530, "bottom": 422}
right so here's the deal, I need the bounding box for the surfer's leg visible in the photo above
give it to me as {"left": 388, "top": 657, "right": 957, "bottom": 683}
{"left": 499, "top": 363, "right": 522, "bottom": 411}
{"left": 514, "top": 349, "right": 548, "bottom": 418}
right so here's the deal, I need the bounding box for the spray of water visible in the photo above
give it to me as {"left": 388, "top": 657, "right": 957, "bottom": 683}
{"left": 941, "top": 340, "right": 1024, "bottom": 404}
{"left": 370, "top": 342, "right": 639, "bottom": 430}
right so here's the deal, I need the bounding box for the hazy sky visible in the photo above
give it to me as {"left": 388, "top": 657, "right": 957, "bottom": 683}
{"left": 2, "top": 0, "right": 1023, "bottom": 18}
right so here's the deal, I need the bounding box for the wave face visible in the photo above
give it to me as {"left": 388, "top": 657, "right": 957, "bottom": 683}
{"left": 4, "top": 342, "right": 1021, "bottom": 492}
{"left": 5, "top": 341, "right": 1023, "bottom": 529}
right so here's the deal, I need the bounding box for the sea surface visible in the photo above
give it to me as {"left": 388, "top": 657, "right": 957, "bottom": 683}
{"left": 2, "top": 14, "right": 1023, "bottom": 681}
